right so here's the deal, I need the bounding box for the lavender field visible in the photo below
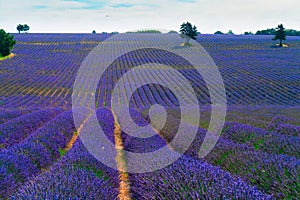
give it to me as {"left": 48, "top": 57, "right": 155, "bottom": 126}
{"left": 0, "top": 33, "right": 299, "bottom": 199}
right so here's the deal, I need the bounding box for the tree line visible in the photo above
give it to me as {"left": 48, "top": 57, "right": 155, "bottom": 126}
{"left": 256, "top": 28, "right": 300, "bottom": 36}
{"left": 0, "top": 22, "right": 295, "bottom": 58}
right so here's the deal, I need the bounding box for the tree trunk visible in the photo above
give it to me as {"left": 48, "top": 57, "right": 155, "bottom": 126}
{"left": 279, "top": 39, "right": 282, "bottom": 47}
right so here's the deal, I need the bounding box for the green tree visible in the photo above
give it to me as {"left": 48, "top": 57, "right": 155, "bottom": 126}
{"left": 17, "top": 24, "right": 23, "bottom": 34}
{"left": 0, "top": 29, "right": 16, "bottom": 57}
{"left": 92, "top": 30, "right": 96, "bottom": 34}
{"left": 180, "top": 22, "right": 198, "bottom": 44}
{"left": 255, "top": 27, "right": 300, "bottom": 36}
{"left": 136, "top": 30, "right": 161, "bottom": 33}
{"left": 214, "top": 31, "right": 224, "bottom": 34}
{"left": 227, "top": 30, "right": 234, "bottom": 35}
{"left": 168, "top": 30, "right": 178, "bottom": 34}
{"left": 272, "top": 24, "right": 286, "bottom": 46}
{"left": 23, "top": 24, "right": 30, "bottom": 32}
{"left": 244, "top": 31, "right": 253, "bottom": 35}
{"left": 16, "top": 24, "right": 30, "bottom": 33}
{"left": 285, "top": 29, "right": 300, "bottom": 36}
{"left": 255, "top": 28, "right": 276, "bottom": 35}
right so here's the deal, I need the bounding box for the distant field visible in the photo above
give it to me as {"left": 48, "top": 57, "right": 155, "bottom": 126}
{"left": 0, "top": 34, "right": 299, "bottom": 199}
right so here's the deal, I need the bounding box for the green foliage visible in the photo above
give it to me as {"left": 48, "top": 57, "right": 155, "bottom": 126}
{"left": 256, "top": 27, "right": 300, "bottom": 36}
{"left": 253, "top": 138, "right": 265, "bottom": 150}
{"left": 272, "top": 24, "right": 286, "bottom": 46}
{"left": 216, "top": 150, "right": 232, "bottom": 166}
{"left": 241, "top": 133, "right": 255, "bottom": 144}
{"left": 214, "top": 31, "right": 224, "bottom": 35}
{"left": 94, "top": 169, "right": 108, "bottom": 180}
{"left": 168, "top": 30, "right": 178, "bottom": 34}
{"left": 244, "top": 31, "right": 253, "bottom": 35}
{"left": 126, "top": 29, "right": 162, "bottom": 34}
{"left": 227, "top": 30, "right": 234, "bottom": 35}
{"left": 0, "top": 54, "right": 12, "bottom": 61}
{"left": 137, "top": 30, "right": 161, "bottom": 33}
{"left": 179, "top": 22, "right": 198, "bottom": 40}
{"left": 23, "top": 24, "right": 30, "bottom": 32}
{"left": 16, "top": 24, "right": 30, "bottom": 33}
{"left": 17, "top": 24, "right": 23, "bottom": 34}
{"left": 92, "top": 30, "right": 96, "bottom": 34}
{"left": 58, "top": 147, "right": 67, "bottom": 156}
{"left": 73, "top": 163, "right": 109, "bottom": 180}
{"left": 255, "top": 28, "right": 276, "bottom": 35}
{"left": 0, "top": 29, "right": 16, "bottom": 57}
{"left": 285, "top": 29, "right": 300, "bottom": 36}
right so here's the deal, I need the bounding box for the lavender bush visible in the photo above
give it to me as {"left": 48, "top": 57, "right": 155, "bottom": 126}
{"left": 129, "top": 155, "right": 273, "bottom": 199}
{"left": 0, "top": 108, "right": 63, "bottom": 149}
{"left": 222, "top": 122, "right": 300, "bottom": 158}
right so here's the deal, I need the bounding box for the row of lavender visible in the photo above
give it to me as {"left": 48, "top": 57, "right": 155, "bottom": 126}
{"left": 1, "top": 104, "right": 300, "bottom": 198}
{"left": 156, "top": 110, "right": 300, "bottom": 199}
{"left": 0, "top": 109, "right": 78, "bottom": 198}
{"left": 11, "top": 108, "right": 273, "bottom": 199}
{"left": 10, "top": 108, "right": 119, "bottom": 199}
{"left": 0, "top": 34, "right": 110, "bottom": 110}
{"left": 197, "top": 35, "right": 300, "bottom": 105}
{"left": 0, "top": 104, "right": 300, "bottom": 198}
{"left": 1, "top": 34, "right": 299, "bottom": 112}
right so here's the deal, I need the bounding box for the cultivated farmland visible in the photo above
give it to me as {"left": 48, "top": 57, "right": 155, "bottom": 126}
{"left": 0, "top": 33, "right": 299, "bottom": 199}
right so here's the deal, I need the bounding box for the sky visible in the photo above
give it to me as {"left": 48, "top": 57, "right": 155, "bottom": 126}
{"left": 0, "top": 0, "right": 299, "bottom": 34}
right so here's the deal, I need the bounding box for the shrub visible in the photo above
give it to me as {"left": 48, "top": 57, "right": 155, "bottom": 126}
{"left": 0, "top": 29, "right": 16, "bottom": 57}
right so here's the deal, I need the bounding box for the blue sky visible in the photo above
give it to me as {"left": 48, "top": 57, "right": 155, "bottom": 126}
{"left": 0, "top": 0, "right": 299, "bottom": 33}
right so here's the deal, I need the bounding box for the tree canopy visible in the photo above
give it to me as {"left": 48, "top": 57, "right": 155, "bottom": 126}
{"left": 244, "top": 31, "right": 254, "bottom": 35}
{"left": 179, "top": 22, "right": 198, "bottom": 40}
{"left": 284, "top": 29, "right": 300, "bottom": 36}
{"left": 126, "top": 30, "right": 162, "bottom": 34}
{"left": 272, "top": 24, "right": 286, "bottom": 46}
{"left": 168, "top": 30, "right": 178, "bottom": 34}
{"left": 17, "top": 24, "right": 30, "bottom": 33}
{"left": 227, "top": 30, "right": 234, "bottom": 35}
{"left": 214, "top": 31, "right": 224, "bottom": 35}
{"left": 255, "top": 27, "right": 299, "bottom": 36}
{"left": 255, "top": 28, "right": 276, "bottom": 35}
{"left": 0, "top": 29, "right": 16, "bottom": 57}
